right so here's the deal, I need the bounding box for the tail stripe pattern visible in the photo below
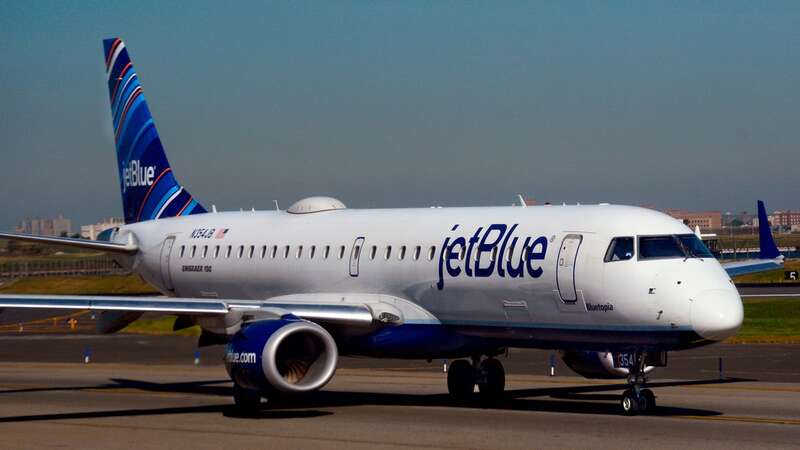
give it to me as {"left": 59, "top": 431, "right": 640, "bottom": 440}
{"left": 103, "top": 38, "right": 206, "bottom": 224}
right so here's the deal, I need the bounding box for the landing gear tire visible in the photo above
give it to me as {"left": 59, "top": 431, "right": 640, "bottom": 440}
{"left": 478, "top": 358, "right": 505, "bottom": 399}
{"left": 641, "top": 389, "right": 656, "bottom": 413}
{"left": 233, "top": 383, "right": 262, "bottom": 415}
{"left": 621, "top": 389, "right": 639, "bottom": 416}
{"left": 447, "top": 359, "right": 475, "bottom": 400}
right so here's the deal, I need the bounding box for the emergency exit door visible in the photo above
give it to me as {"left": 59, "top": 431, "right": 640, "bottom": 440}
{"left": 557, "top": 234, "right": 582, "bottom": 302}
{"left": 349, "top": 237, "right": 365, "bottom": 277}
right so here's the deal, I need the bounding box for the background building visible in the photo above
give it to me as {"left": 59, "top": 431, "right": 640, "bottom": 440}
{"left": 80, "top": 217, "right": 124, "bottom": 240}
{"left": 663, "top": 209, "right": 722, "bottom": 232}
{"left": 16, "top": 215, "right": 72, "bottom": 237}
{"left": 768, "top": 210, "right": 800, "bottom": 230}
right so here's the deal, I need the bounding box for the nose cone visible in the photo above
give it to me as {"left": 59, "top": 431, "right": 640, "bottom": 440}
{"left": 691, "top": 289, "right": 744, "bottom": 341}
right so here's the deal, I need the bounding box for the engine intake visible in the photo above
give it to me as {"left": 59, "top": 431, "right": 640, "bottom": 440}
{"left": 225, "top": 316, "right": 338, "bottom": 393}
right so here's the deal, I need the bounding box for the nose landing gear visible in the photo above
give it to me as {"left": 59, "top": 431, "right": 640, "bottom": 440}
{"left": 620, "top": 353, "right": 656, "bottom": 415}
{"left": 446, "top": 356, "right": 506, "bottom": 401}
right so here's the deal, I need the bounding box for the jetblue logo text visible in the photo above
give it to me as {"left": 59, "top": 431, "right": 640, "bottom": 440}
{"left": 225, "top": 351, "right": 257, "bottom": 364}
{"left": 122, "top": 160, "right": 155, "bottom": 191}
{"left": 436, "top": 224, "right": 547, "bottom": 290}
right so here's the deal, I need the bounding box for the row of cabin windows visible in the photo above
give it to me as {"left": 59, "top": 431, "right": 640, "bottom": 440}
{"left": 178, "top": 243, "right": 440, "bottom": 262}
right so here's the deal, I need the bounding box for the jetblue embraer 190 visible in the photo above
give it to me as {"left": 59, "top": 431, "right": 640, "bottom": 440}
{"left": 0, "top": 38, "right": 785, "bottom": 415}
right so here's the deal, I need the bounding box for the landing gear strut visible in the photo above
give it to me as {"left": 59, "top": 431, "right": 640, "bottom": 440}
{"left": 620, "top": 353, "right": 656, "bottom": 415}
{"left": 447, "top": 356, "right": 506, "bottom": 401}
{"left": 233, "top": 382, "right": 262, "bottom": 415}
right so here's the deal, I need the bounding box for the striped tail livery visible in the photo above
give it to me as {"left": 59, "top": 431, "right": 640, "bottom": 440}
{"left": 104, "top": 37, "right": 206, "bottom": 224}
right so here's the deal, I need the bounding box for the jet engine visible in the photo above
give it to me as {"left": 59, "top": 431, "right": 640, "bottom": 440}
{"left": 225, "top": 316, "right": 338, "bottom": 394}
{"left": 560, "top": 351, "right": 657, "bottom": 379}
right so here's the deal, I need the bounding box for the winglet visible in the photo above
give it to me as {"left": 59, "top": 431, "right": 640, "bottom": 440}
{"left": 757, "top": 200, "right": 781, "bottom": 259}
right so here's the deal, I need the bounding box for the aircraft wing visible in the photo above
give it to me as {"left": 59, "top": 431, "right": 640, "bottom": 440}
{"left": 0, "top": 232, "right": 138, "bottom": 254}
{"left": 721, "top": 200, "right": 785, "bottom": 278}
{"left": 721, "top": 257, "right": 784, "bottom": 277}
{"left": 0, "top": 294, "right": 380, "bottom": 326}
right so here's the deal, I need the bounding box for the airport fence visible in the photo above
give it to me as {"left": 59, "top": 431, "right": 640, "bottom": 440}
{"left": 0, "top": 256, "right": 130, "bottom": 278}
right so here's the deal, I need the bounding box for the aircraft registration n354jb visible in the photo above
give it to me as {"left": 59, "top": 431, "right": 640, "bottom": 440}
{"left": 0, "top": 38, "right": 786, "bottom": 415}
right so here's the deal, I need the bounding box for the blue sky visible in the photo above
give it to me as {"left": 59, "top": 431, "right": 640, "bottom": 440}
{"left": 1, "top": 1, "right": 799, "bottom": 231}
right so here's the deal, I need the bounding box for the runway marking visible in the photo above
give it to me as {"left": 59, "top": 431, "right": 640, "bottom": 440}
{"left": 678, "top": 415, "right": 800, "bottom": 426}
{"left": 682, "top": 384, "right": 800, "bottom": 393}
{"left": 741, "top": 294, "right": 800, "bottom": 297}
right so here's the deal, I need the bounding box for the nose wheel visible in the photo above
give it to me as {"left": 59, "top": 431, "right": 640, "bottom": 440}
{"left": 620, "top": 353, "right": 657, "bottom": 415}
{"left": 447, "top": 356, "right": 506, "bottom": 401}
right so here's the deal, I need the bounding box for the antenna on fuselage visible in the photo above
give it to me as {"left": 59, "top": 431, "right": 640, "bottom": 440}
{"left": 273, "top": 200, "right": 280, "bottom": 211}
{"left": 211, "top": 204, "right": 217, "bottom": 213}
{"left": 516, "top": 194, "right": 527, "bottom": 207}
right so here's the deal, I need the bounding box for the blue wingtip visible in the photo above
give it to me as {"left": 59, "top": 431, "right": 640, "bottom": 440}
{"left": 757, "top": 200, "right": 781, "bottom": 259}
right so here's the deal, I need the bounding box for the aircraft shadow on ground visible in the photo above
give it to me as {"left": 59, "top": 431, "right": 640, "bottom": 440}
{"left": 0, "top": 377, "right": 752, "bottom": 422}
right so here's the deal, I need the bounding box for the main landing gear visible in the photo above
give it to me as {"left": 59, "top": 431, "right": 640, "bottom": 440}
{"left": 447, "top": 356, "right": 506, "bottom": 401}
{"left": 233, "top": 382, "right": 263, "bottom": 415}
{"left": 620, "top": 353, "right": 656, "bottom": 416}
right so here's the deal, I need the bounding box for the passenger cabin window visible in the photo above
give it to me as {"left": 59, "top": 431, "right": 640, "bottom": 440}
{"left": 191, "top": 245, "right": 197, "bottom": 258}
{"left": 226, "top": 245, "right": 232, "bottom": 258}
{"left": 238, "top": 245, "right": 244, "bottom": 258}
{"left": 399, "top": 246, "right": 406, "bottom": 260}
{"left": 324, "top": 245, "right": 330, "bottom": 259}
{"left": 202, "top": 245, "right": 208, "bottom": 259}
{"left": 248, "top": 245, "right": 255, "bottom": 258}
{"left": 310, "top": 245, "right": 316, "bottom": 259}
{"left": 180, "top": 245, "right": 185, "bottom": 258}
{"left": 370, "top": 246, "right": 377, "bottom": 260}
{"left": 385, "top": 246, "right": 392, "bottom": 260}
{"left": 296, "top": 246, "right": 303, "bottom": 259}
{"left": 604, "top": 237, "right": 634, "bottom": 262}
{"left": 338, "top": 245, "right": 345, "bottom": 259}
{"left": 428, "top": 246, "right": 436, "bottom": 261}
{"left": 413, "top": 246, "right": 421, "bottom": 261}
{"left": 283, "top": 245, "right": 290, "bottom": 259}
{"left": 214, "top": 245, "right": 220, "bottom": 259}
{"left": 639, "top": 234, "right": 713, "bottom": 260}
{"left": 260, "top": 245, "right": 267, "bottom": 259}
{"left": 271, "top": 245, "right": 278, "bottom": 258}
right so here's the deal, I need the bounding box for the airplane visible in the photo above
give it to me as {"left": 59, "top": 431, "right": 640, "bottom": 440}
{"left": 0, "top": 38, "right": 786, "bottom": 416}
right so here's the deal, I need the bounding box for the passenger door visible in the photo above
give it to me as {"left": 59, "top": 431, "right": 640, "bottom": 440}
{"left": 557, "top": 234, "right": 583, "bottom": 302}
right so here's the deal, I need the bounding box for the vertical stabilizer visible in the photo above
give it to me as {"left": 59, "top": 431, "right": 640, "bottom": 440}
{"left": 104, "top": 38, "right": 206, "bottom": 224}
{"left": 756, "top": 200, "right": 781, "bottom": 259}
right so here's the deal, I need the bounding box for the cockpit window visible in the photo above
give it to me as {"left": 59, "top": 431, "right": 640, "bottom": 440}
{"left": 639, "top": 234, "right": 713, "bottom": 260}
{"left": 676, "top": 234, "right": 714, "bottom": 258}
{"left": 604, "top": 237, "right": 634, "bottom": 262}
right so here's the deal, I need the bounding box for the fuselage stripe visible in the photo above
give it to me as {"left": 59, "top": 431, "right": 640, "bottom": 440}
{"left": 154, "top": 187, "right": 183, "bottom": 219}
{"left": 135, "top": 167, "right": 172, "bottom": 222}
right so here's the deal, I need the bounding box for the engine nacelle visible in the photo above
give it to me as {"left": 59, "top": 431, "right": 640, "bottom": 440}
{"left": 560, "top": 351, "right": 656, "bottom": 379}
{"left": 225, "top": 316, "right": 338, "bottom": 394}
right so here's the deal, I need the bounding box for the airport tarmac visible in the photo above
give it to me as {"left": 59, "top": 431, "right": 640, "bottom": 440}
{"left": 0, "top": 335, "right": 799, "bottom": 449}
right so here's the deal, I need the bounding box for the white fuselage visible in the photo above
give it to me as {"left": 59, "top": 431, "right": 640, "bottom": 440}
{"left": 114, "top": 204, "right": 742, "bottom": 353}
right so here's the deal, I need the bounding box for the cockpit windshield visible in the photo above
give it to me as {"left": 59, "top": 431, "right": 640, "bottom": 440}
{"left": 639, "top": 234, "right": 713, "bottom": 260}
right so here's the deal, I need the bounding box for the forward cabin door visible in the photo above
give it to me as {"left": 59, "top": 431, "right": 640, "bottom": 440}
{"left": 160, "top": 236, "right": 176, "bottom": 291}
{"left": 557, "top": 234, "right": 583, "bottom": 302}
{"left": 349, "top": 237, "right": 365, "bottom": 277}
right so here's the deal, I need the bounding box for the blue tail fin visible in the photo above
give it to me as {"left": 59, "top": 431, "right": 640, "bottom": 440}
{"left": 756, "top": 200, "right": 781, "bottom": 259}
{"left": 103, "top": 38, "right": 206, "bottom": 224}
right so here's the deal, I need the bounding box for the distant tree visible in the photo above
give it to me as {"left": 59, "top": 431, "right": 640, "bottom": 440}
{"left": 731, "top": 219, "right": 743, "bottom": 227}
